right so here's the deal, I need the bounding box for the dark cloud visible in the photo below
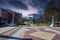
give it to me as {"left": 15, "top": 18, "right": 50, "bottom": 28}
{"left": 0, "top": 0, "right": 28, "bottom": 10}
{"left": 0, "top": 0, "right": 51, "bottom": 10}
{"left": 53, "top": 0, "right": 60, "bottom": 9}
{"left": 30, "top": 0, "right": 50, "bottom": 8}
{"left": 0, "top": 0, "right": 60, "bottom": 15}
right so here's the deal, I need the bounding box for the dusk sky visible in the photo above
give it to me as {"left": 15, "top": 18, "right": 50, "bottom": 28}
{"left": 0, "top": 0, "right": 60, "bottom": 17}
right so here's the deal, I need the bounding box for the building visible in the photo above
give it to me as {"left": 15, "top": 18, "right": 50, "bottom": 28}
{"left": 0, "top": 8, "right": 22, "bottom": 25}
{"left": 0, "top": 8, "right": 2, "bottom": 17}
{"left": 15, "top": 12, "right": 22, "bottom": 19}
{"left": 7, "top": 10, "right": 13, "bottom": 23}
{"left": 29, "top": 14, "right": 42, "bottom": 19}
{"left": 15, "top": 12, "right": 22, "bottom": 23}
{"left": 0, "top": 8, "right": 2, "bottom": 23}
{"left": 0, "top": 8, "right": 8, "bottom": 23}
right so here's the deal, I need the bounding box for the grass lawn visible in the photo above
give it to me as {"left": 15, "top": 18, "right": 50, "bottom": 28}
{"left": 34, "top": 23, "right": 48, "bottom": 26}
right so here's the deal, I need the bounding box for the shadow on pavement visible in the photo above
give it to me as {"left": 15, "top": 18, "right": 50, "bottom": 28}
{"left": 0, "top": 26, "right": 6, "bottom": 28}
{"left": 0, "top": 35, "right": 32, "bottom": 40}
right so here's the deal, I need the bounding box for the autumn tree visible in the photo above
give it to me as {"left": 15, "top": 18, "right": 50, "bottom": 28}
{"left": 44, "top": 2, "right": 60, "bottom": 23}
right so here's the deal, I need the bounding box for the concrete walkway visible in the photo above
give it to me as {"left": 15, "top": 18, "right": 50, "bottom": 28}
{"left": 7, "top": 27, "right": 26, "bottom": 40}
{"left": 0, "top": 27, "right": 16, "bottom": 34}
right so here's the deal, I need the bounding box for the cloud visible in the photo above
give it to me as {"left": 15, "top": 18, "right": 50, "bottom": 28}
{"left": 11, "top": 5, "right": 38, "bottom": 17}
{"left": 0, "top": 0, "right": 52, "bottom": 17}
{"left": 0, "top": 0, "right": 28, "bottom": 10}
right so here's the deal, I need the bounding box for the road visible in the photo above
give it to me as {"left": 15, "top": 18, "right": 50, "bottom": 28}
{"left": 0, "top": 26, "right": 60, "bottom": 40}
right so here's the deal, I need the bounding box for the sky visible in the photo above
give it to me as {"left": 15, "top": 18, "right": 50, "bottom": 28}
{"left": 0, "top": 0, "right": 60, "bottom": 17}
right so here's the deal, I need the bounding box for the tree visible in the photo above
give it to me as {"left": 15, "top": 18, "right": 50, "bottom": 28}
{"left": 44, "top": 2, "right": 60, "bottom": 23}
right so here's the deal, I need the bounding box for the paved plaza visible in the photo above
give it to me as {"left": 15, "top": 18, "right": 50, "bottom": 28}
{"left": 0, "top": 27, "right": 60, "bottom": 40}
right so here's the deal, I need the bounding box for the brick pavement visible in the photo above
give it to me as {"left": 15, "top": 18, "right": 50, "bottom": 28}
{"left": 22, "top": 27, "right": 60, "bottom": 40}
{"left": 0, "top": 27, "right": 60, "bottom": 40}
